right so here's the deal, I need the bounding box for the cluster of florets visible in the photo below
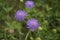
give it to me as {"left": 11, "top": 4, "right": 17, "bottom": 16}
{"left": 15, "top": 0, "right": 39, "bottom": 31}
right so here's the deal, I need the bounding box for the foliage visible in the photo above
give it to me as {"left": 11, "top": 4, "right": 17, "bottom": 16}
{"left": 0, "top": 0, "right": 60, "bottom": 40}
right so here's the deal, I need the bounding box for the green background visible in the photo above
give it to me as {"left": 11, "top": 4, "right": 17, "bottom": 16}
{"left": 0, "top": 0, "right": 60, "bottom": 40}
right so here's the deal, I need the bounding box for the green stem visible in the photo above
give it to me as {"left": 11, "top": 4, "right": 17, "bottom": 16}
{"left": 25, "top": 31, "right": 31, "bottom": 40}
{"left": 4, "top": 30, "right": 7, "bottom": 40}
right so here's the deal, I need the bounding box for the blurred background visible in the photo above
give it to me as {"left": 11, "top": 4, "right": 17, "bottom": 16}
{"left": 0, "top": 0, "right": 60, "bottom": 40}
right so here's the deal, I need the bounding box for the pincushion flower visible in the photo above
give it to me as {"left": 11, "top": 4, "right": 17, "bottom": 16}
{"left": 25, "top": 1, "right": 35, "bottom": 8}
{"left": 15, "top": 10, "right": 27, "bottom": 21}
{"left": 27, "top": 18, "right": 39, "bottom": 31}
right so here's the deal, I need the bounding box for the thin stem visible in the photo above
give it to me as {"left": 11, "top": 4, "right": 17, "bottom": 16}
{"left": 25, "top": 30, "right": 31, "bottom": 40}
{"left": 4, "top": 29, "right": 7, "bottom": 40}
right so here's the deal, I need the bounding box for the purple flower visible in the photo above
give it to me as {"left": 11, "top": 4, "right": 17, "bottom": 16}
{"left": 15, "top": 10, "right": 27, "bottom": 21}
{"left": 27, "top": 18, "right": 39, "bottom": 31}
{"left": 25, "top": 1, "right": 35, "bottom": 8}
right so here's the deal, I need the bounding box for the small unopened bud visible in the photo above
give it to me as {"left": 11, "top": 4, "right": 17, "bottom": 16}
{"left": 38, "top": 27, "right": 43, "bottom": 31}
{"left": 8, "top": 29, "right": 14, "bottom": 34}
{"left": 20, "top": 0, "right": 23, "bottom": 2}
{"left": 52, "top": 29, "right": 57, "bottom": 33}
{"left": 36, "top": 37, "right": 41, "bottom": 40}
{"left": 30, "top": 36, "right": 33, "bottom": 40}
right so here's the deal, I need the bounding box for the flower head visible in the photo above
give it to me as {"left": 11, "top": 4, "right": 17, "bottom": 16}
{"left": 25, "top": 1, "right": 35, "bottom": 8}
{"left": 15, "top": 10, "right": 27, "bottom": 21}
{"left": 27, "top": 18, "right": 39, "bottom": 31}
